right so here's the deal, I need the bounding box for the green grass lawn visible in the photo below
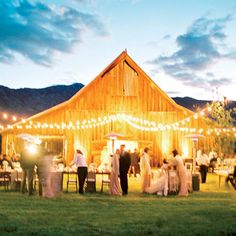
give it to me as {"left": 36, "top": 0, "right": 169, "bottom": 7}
{"left": 0, "top": 173, "right": 235, "bottom": 236}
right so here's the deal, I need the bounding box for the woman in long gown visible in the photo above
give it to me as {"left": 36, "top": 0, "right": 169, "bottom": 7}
{"left": 110, "top": 149, "right": 121, "bottom": 195}
{"left": 146, "top": 161, "right": 169, "bottom": 196}
{"left": 172, "top": 149, "right": 188, "bottom": 197}
{"left": 140, "top": 147, "right": 151, "bottom": 193}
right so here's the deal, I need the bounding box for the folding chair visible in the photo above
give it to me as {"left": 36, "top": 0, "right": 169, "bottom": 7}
{"left": 66, "top": 172, "right": 78, "bottom": 192}
{"left": 101, "top": 172, "right": 110, "bottom": 193}
{"left": 0, "top": 171, "right": 11, "bottom": 191}
{"left": 85, "top": 172, "right": 96, "bottom": 193}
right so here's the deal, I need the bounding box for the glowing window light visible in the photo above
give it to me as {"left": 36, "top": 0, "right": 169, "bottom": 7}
{"left": 3, "top": 113, "right": 8, "bottom": 119}
{"left": 200, "top": 111, "right": 205, "bottom": 116}
{"left": 22, "top": 119, "right": 26, "bottom": 123}
{"left": 186, "top": 117, "right": 190, "bottom": 122}
{"left": 12, "top": 116, "right": 17, "bottom": 121}
{"left": 194, "top": 114, "right": 198, "bottom": 119}
{"left": 29, "top": 121, "right": 33, "bottom": 125}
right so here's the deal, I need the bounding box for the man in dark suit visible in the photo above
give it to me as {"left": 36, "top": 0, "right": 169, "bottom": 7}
{"left": 119, "top": 144, "right": 131, "bottom": 195}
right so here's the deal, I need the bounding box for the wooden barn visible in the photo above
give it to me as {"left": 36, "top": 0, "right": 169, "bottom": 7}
{"left": 1, "top": 51, "right": 212, "bottom": 165}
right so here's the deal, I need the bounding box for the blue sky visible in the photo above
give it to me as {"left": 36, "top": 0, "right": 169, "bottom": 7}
{"left": 0, "top": 0, "right": 236, "bottom": 100}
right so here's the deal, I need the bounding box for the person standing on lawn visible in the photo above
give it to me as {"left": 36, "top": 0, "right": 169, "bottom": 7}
{"left": 119, "top": 144, "right": 131, "bottom": 195}
{"left": 70, "top": 149, "right": 88, "bottom": 194}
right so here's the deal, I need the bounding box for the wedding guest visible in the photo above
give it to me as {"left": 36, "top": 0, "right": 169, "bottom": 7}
{"left": 12, "top": 153, "right": 21, "bottom": 169}
{"left": 20, "top": 141, "right": 39, "bottom": 195}
{"left": 146, "top": 159, "right": 169, "bottom": 196}
{"left": 110, "top": 149, "right": 121, "bottom": 195}
{"left": 172, "top": 149, "right": 188, "bottom": 197}
{"left": 226, "top": 166, "right": 236, "bottom": 190}
{"left": 196, "top": 149, "right": 209, "bottom": 183}
{"left": 140, "top": 147, "right": 151, "bottom": 193}
{"left": 119, "top": 144, "right": 131, "bottom": 195}
{"left": 70, "top": 149, "right": 88, "bottom": 194}
{"left": 37, "top": 147, "right": 56, "bottom": 197}
{"left": 208, "top": 149, "right": 218, "bottom": 173}
{"left": 130, "top": 148, "right": 140, "bottom": 177}
{"left": 0, "top": 154, "right": 13, "bottom": 169}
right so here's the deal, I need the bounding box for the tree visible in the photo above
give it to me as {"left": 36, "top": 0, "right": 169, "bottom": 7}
{"left": 206, "top": 101, "right": 236, "bottom": 156}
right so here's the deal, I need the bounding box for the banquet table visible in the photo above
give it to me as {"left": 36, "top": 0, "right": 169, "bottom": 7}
{"left": 215, "top": 170, "right": 230, "bottom": 188}
{"left": 61, "top": 170, "right": 111, "bottom": 192}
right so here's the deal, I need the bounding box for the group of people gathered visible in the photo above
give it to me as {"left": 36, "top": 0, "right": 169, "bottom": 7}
{"left": 72, "top": 144, "right": 191, "bottom": 197}
{"left": 2, "top": 140, "right": 235, "bottom": 197}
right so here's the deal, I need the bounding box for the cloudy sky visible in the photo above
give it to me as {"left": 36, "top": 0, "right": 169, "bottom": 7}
{"left": 0, "top": 0, "right": 236, "bottom": 100}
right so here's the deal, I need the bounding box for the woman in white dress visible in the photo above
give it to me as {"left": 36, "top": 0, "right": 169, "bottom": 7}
{"left": 140, "top": 147, "right": 151, "bottom": 193}
{"left": 110, "top": 149, "right": 121, "bottom": 195}
{"left": 172, "top": 149, "right": 188, "bottom": 197}
{"left": 146, "top": 160, "right": 169, "bottom": 196}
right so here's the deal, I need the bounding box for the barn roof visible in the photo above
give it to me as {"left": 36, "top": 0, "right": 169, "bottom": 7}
{"left": 3, "top": 51, "right": 193, "bottom": 131}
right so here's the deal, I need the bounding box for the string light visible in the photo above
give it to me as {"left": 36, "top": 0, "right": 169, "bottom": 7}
{"left": 0, "top": 104, "right": 235, "bottom": 137}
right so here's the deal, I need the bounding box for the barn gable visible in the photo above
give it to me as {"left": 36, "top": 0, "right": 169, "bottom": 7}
{"left": 68, "top": 50, "right": 191, "bottom": 114}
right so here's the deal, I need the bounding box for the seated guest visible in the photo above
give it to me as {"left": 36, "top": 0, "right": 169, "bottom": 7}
{"left": 12, "top": 154, "right": 21, "bottom": 169}
{"left": 0, "top": 154, "right": 13, "bottom": 169}
{"left": 226, "top": 166, "right": 236, "bottom": 190}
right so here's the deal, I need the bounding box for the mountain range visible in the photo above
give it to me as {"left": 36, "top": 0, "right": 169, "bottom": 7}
{"left": 0, "top": 83, "right": 235, "bottom": 124}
